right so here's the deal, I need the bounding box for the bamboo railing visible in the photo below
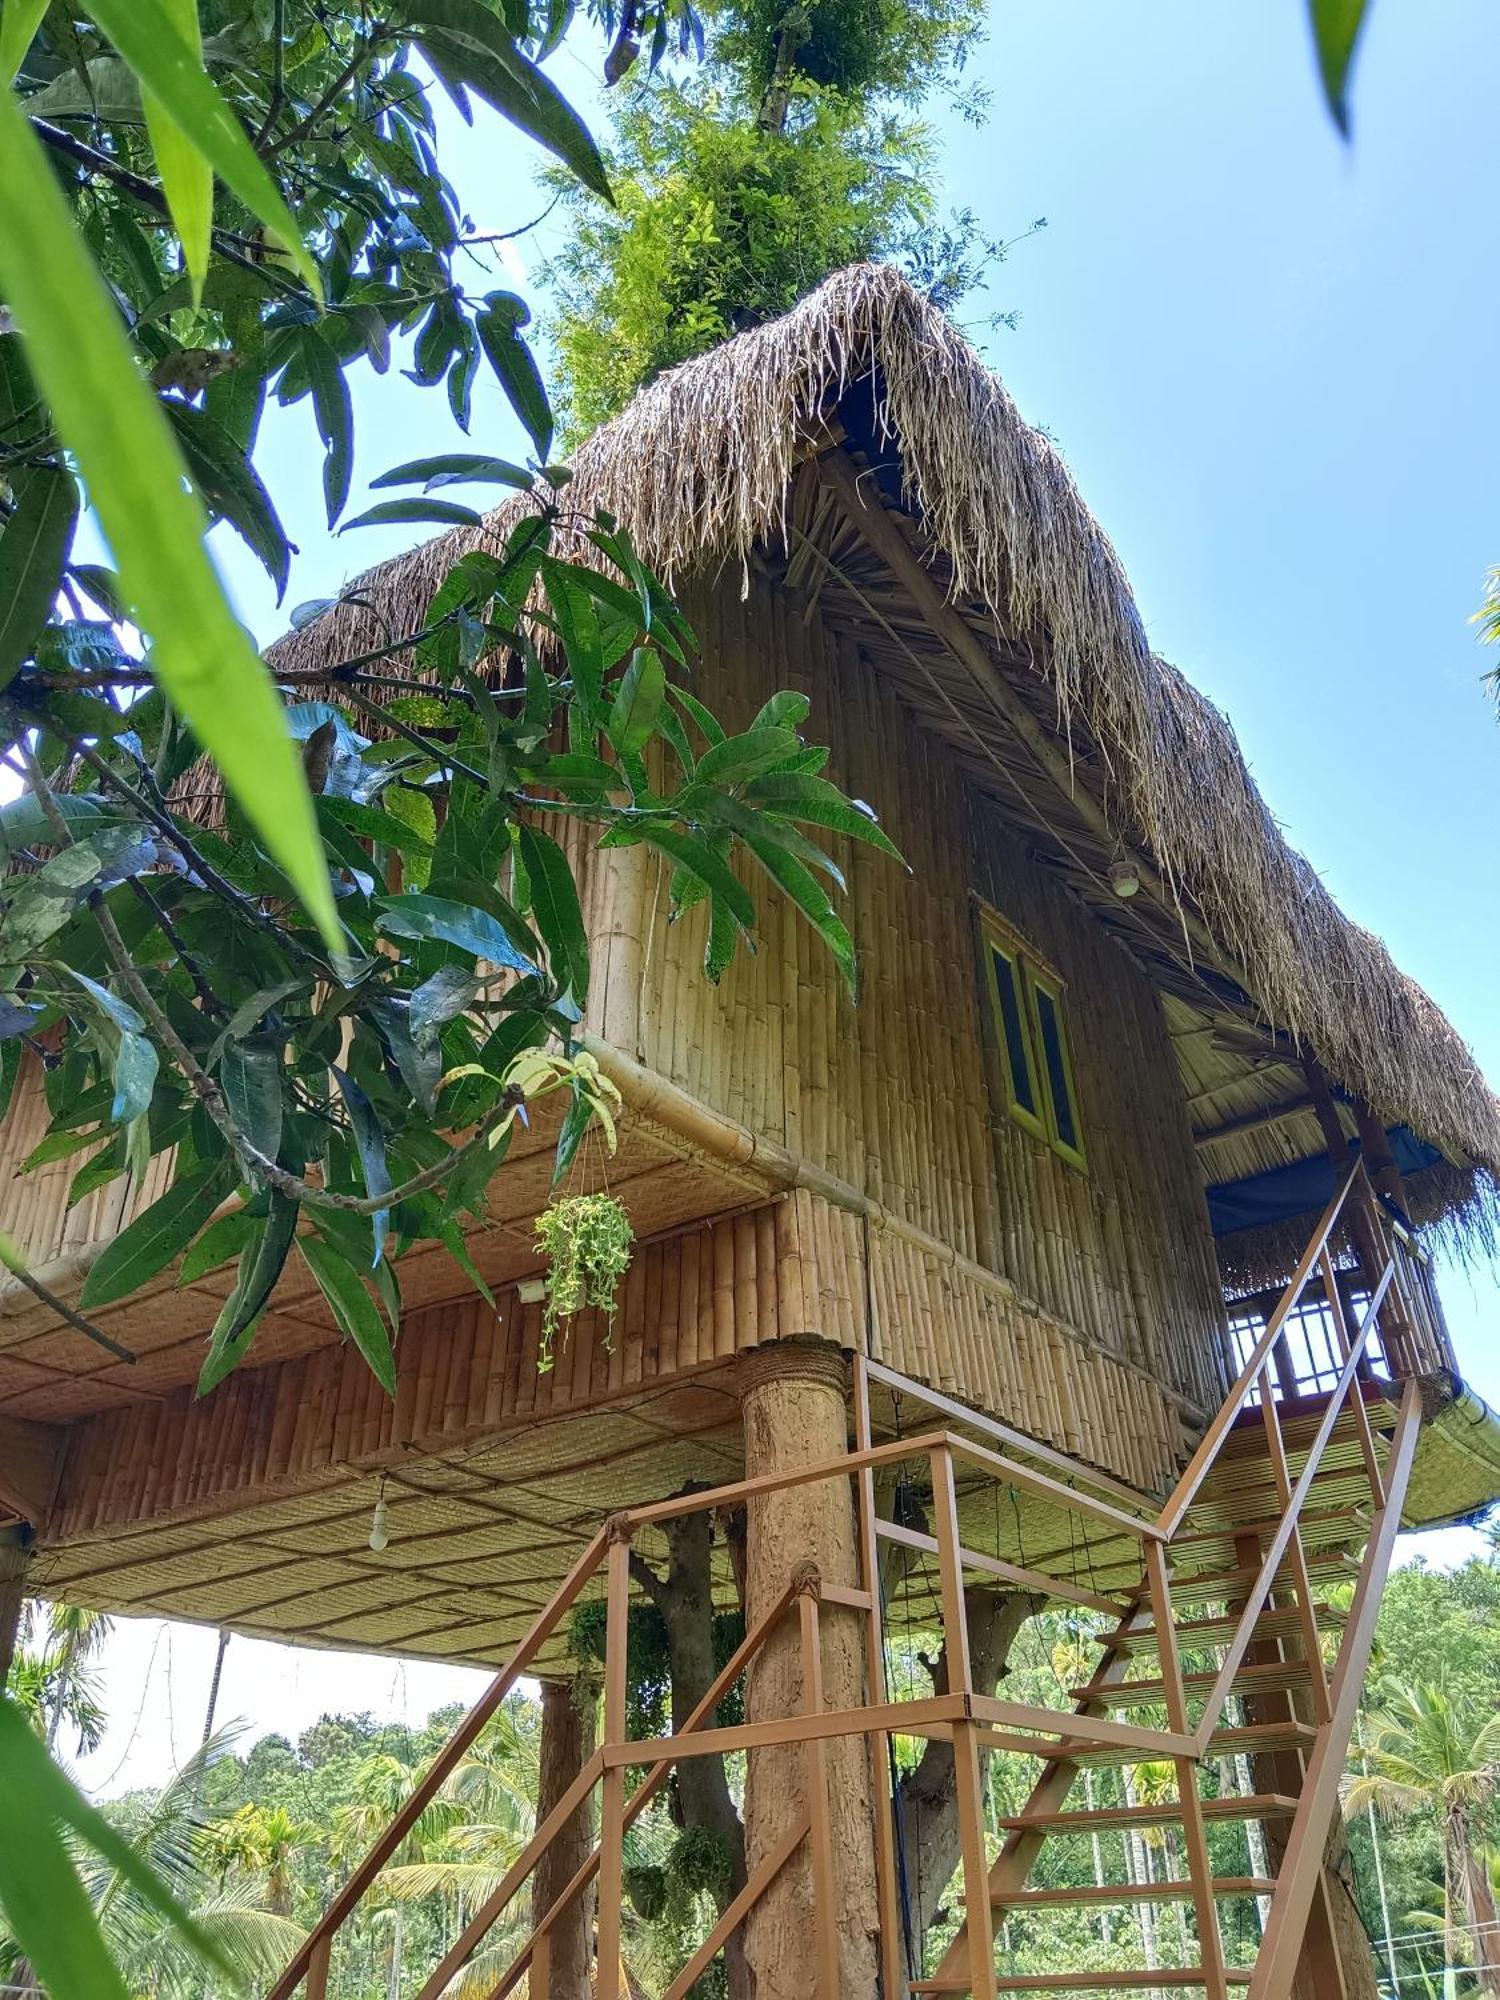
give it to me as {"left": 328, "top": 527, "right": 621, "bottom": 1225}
{"left": 266, "top": 1161, "right": 1429, "bottom": 2000}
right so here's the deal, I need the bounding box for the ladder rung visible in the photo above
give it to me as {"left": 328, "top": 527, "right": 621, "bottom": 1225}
{"left": 1070, "top": 1658, "right": 1314, "bottom": 1707}
{"left": 1115, "top": 1604, "right": 1346, "bottom": 1654}
{"left": 997, "top": 1793, "right": 1298, "bottom": 1833}
{"left": 992, "top": 1877, "right": 1276, "bottom": 1907}
{"left": 1169, "top": 1503, "right": 1369, "bottom": 1553}
{"left": 912, "top": 1973, "right": 1254, "bottom": 1992}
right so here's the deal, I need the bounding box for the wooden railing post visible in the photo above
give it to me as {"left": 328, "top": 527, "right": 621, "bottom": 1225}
{"left": 931, "top": 1445, "right": 995, "bottom": 2000}
{"left": 595, "top": 1522, "right": 631, "bottom": 2000}
{"left": 304, "top": 1935, "right": 331, "bottom": 2000}
{"left": 853, "top": 1357, "right": 908, "bottom": 2000}
{"left": 799, "top": 1585, "right": 841, "bottom": 2000}
{"left": 1144, "top": 1539, "right": 1227, "bottom": 2000}
{"left": 1255, "top": 1369, "right": 1332, "bottom": 1727}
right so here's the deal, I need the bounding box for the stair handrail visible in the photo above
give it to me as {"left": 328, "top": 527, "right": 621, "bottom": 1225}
{"left": 1188, "top": 1256, "right": 1395, "bottom": 1752}
{"left": 1156, "top": 1159, "right": 1362, "bottom": 1539}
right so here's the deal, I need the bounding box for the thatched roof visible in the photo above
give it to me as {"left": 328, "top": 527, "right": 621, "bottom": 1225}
{"left": 268, "top": 262, "right": 1500, "bottom": 1244}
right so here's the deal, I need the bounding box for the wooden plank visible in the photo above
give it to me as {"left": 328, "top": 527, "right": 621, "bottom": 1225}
{"left": 606, "top": 1693, "right": 965, "bottom": 1767}
{"left": 624, "top": 1429, "right": 950, "bottom": 1527}
{"left": 997, "top": 1878, "right": 1275, "bottom": 1907}
{"left": 968, "top": 1692, "right": 1196, "bottom": 1759}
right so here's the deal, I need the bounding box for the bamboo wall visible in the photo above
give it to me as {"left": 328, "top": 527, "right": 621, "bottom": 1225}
{"left": 52, "top": 1186, "right": 1187, "bottom": 1546}
{"left": 621, "top": 574, "right": 1230, "bottom": 1420}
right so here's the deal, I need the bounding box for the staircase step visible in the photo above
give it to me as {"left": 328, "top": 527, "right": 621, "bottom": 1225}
{"left": 997, "top": 1792, "right": 1298, "bottom": 1833}
{"left": 1069, "top": 1658, "right": 1315, "bottom": 1708}
{"left": 912, "top": 1972, "right": 1253, "bottom": 1992}
{"left": 1114, "top": 1603, "right": 1346, "bottom": 1655}
{"left": 1169, "top": 1503, "right": 1369, "bottom": 1554}
{"left": 1160, "top": 1550, "right": 1358, "bottom": 1608}
{"left": 993, "top": 1877, "right": 1276, "bottom": 1908}
{"left": 1030, "top": 1720, "right": 1316, "bottom": 1768}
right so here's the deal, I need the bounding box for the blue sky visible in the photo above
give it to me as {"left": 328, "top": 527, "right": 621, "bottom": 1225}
{"left": 73, "top": 3, "right": 1500, "bottom": 1789}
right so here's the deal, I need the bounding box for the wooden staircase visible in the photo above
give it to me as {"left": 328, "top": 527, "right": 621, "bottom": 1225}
{"left": 266, "top": 1160, "right": 1442, "bottom": 2000}
{"left": 916, "top": 1381, "right": 1420, "bottom": 1998}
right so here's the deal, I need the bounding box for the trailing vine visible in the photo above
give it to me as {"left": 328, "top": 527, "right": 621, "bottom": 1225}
{"left": 534, "top": 1191, "right": 636, "bottom": 1368}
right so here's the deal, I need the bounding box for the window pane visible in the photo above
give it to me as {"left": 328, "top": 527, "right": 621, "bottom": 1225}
{"left": 991, "top": 948, "right": 1037, "bottom": 1115}
{"left": 1033, "top": 986, "right": 1079, "bottom": 1153}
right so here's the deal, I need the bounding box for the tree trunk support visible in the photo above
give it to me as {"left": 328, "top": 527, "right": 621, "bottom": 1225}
{"left": 0, "top": 1529, "right": 30, "bottom": 1692}
{"left": 533, "top": 1675, "right": 599, "bottom": 2000}
{"left": 740, "top": 1336, "right": 880, "bottom": 2000}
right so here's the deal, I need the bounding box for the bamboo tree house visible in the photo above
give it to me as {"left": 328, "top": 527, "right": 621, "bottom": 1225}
{"left": 3, "top": 266, "right": 1499, "bottom": 1998}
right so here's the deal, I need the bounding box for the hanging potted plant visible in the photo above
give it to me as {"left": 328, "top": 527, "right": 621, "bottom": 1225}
{"left": 534, "top": 1191, "right": 634, "bottom": 1371}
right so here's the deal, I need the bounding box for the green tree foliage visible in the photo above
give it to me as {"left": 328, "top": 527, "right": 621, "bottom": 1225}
{"left": 545, "top": 0, "right": 1019, "bottom": 435}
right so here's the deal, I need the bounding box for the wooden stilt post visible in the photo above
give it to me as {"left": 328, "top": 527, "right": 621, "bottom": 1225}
{"left": 532, "top": 1675, "right": 600, "bottom": 2000}
{"left": 740, "top": 1336, "right": 879, "bottom": 2000}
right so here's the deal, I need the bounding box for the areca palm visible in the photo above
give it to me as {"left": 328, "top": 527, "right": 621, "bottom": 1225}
{"left": 1347, "top": 1680, "right": 1500, "bottom": 1997}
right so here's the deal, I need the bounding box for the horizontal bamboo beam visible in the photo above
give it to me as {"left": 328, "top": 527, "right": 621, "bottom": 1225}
{"left": 1192, "top": 1093, "right": 1314, "bottom": 1146}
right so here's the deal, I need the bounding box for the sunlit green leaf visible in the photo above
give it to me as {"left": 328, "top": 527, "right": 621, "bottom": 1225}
{"left": 299, "top": 1232, "right": 396, "bottom": 1393}
{"left": 0, "top": 88, "right": 339, "bottom": 947}
{"left": 141, "top": 0, "right": 211, "bottom": 300}
{"left": 1307, "top": 0, "right": 1369, "bottom": 135}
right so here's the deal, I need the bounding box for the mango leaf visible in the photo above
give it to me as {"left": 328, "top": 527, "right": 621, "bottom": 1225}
{"left": 218, "top": 1035, "right": 284, "bottom": 1166}
{"left": 693, "top": 726, "right": 801, "bottom": 790}
{"left": 79, "top": 0, "right": 320, "bottom": 296}
{"left": 0, "top": 0, "right": 48, "bottom": 81}
{"left": 163, "top": 399, "right": 290, "bottom": 599}
{"left": 332, "top": 1064, "right": 392, "bottom": 1263}
{"left": 318, "top": 795, "right": 436, "bottom": 858}
{"left": 178, "top": 1208, "right": 254, "bottom": 1285}
{"left": 606, "top": 647, "right": 665, "bottom": 756}
{"left": 0, "top": 88, "right": 338, "bottom": 947}
{"left": 376, "top": 893, "right": 537, "bottom": 974}
{"left": 517, "top": 824, "right": 588, "bottom": 1004}
{"left": 110, "top": 1030, "right": 158, "bottom": 1125}
{"left": 541, "top": 561, "right": 604, "bottom": 724}
{"left": 746, "top": 773, "right": 904, "bottom": 861}
{"left": 197, "top": 1188, "right": 297, "bottom": 1392}
{"left": 0, "top": 1703, "right": 229, "bottom": 2000}
{"left": 301, "top": 329, "right": 354, "bottom": 528}
{"left": 551, "top": 1083, "right": 592, "bottom": 1187}
{"left": 640, "top": 826, "right": 755, "bottom": 931}
{"left": 142, "top": 0, "right": 211, "bottom": 300}
{"left": 407, "top": 3, "right": 610, "bottom": 199}
{"left": 298, "top": 1233, "right": 396, "bottom": 1393}
{"left": 474, "top": 291, "right": 551, "bottom": 461}
{"left": 79, "top": 1156, "right": 231, "bottom": 1308}
{"left": 437, "top": 1216, "right": 495, "bottom": 1307}
{"left": 341, "top": 496, "right": 482, "bottom": 533}
{"left": 372, "top": 451, "right": 533, "bottom": 491}
{"left": 1307, "top": 0, "right": 1369, "bottom": 135}
{"left": 409, "top": 963, "right": 481, "bottom": 1036}
{"left": 0, "top": 464, "right": 79, "bottom": 688}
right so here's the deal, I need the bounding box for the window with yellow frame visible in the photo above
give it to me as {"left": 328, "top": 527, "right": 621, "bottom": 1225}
{"left": 977, "top": 908, "right": 1087, "bottom": 1172}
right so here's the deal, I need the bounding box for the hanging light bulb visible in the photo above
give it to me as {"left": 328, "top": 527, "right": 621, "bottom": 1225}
{"left": 1107, "top": 857, "right": 1140, "bottom": 900}
{"left": 368, "top": 1478, "right": 390, "bottom": 1553}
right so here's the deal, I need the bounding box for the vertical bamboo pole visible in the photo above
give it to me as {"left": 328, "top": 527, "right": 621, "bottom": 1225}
{"left": 595, "top": 1530, "right": 630, "bottom": 2000}
{"left": 1144, "top": 1539, "right": 1226, "bottom": 2000}
{"left": 931, "top": 1446, "right": 994, "bottom": 2000}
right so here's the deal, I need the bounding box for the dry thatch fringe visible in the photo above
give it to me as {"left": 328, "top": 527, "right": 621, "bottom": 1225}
{"left": 262, "top": 262, "right": 1500, "bottom": 1228}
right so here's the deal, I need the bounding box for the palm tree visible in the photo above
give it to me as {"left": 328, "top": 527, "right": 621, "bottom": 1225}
{"left": 201, "top": 1801, "right": 316, "bottom": 1919}
{"left": 1346, "top": 1680, "right": 1500, "bottom": 1999}
{"left": 18, "top": 1601, "right": 113, "bottom": 1752}
{"left": 0, "top": 1730, "right": 303, "bottom": 2000}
